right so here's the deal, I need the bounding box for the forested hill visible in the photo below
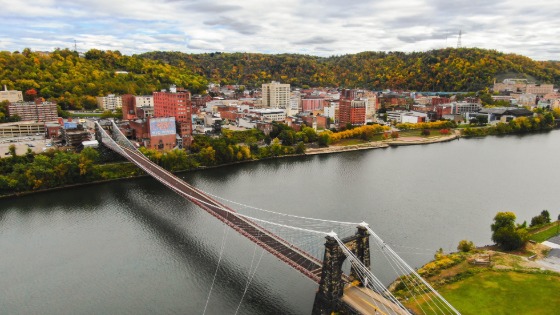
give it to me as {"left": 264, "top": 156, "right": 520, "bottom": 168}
{"left": 139, "top": 48, "right": 560, "bottom": 91}
{"left": 0, "top": 49, "right": 208, "bottom": 110}
{"left": 1, "top": 48, "right": 558, "bottom": 111}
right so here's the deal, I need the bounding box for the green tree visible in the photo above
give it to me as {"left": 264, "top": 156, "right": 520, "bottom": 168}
{"left": 317, "top": 131, "right": 332, "bottom": 146}
{"left": 278, "top": 130, "right": 296, "bottom": 146}
{"left": 530, "top": 210, "right": 551, "bottom": 227}
{"left": 491, "top": 212, "right": 528, "bottom": 251}
{"left": 8, "top": 144, "right": 16, "bottom": 157}
{"left": 269, "top": 138, "right": 282, "bottom": 156}
{"left": 295, "top": 142, "right": 306, "bottom": 154}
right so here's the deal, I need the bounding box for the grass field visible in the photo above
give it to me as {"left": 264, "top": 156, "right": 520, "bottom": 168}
{"left": 398, "top": 129, "right": 447, "bottom": 138}
{"left": 407, "top": 271, "right": 560, "bottom": 315}
{"left": 333, "top": 138, "right": 368, "bottom": 146}
{"left": 529, "top": 221, "right": 560, "bottom": 242}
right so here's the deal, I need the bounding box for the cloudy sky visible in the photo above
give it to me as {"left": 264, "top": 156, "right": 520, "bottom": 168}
{"left": 1, "top": 0, "right": 558, "bottom": 60}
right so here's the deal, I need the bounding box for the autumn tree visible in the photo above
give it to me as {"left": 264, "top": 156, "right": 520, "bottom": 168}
{"left": 24, "top": 88, "right": 37, "bottom": 101}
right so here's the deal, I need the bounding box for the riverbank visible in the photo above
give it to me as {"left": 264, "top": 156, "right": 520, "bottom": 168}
{"left": 0, "top": 131, "right": 458, "bottom": 199}
{"left": 306, "top": 129, "right": 462, "bottom": 154}
{"left": 1, "top": 128, "right": 554, "bottom": 200}
{"left": 393, "top": 242, "right": 560, "bottom": 314}
{"left": 305, "top": 141, "right": 389, "bottom": 155}
{"left": 385, "top": 133, "right": 458, "bottom": 146}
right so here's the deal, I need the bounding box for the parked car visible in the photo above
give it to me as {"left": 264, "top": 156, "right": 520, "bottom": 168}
{"left": 27, "top": 143, "right": 35, "bottom": 147}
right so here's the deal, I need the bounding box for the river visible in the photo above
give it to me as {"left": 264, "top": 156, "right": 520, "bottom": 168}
{"left": 2, "top": 130, "right": 560, "bottom": 314}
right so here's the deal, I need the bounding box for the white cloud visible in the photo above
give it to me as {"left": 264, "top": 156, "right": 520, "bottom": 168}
{"left": 0, "top": 0, "right": 558, "bottom": 60}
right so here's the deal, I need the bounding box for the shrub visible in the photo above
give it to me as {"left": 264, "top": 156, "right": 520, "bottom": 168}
{"left": 440, "top": 128, "right": 450, "bottom": 135}
{"left": 457, "top": 240, "right": 475, "bottom": 252}
{"left": 421, "top": 129, "right": 431, "bottom": 136}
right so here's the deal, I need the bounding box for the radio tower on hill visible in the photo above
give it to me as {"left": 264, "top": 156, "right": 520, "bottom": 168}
{"left": 457, "top": 30, "right": 462, "bottom": 48}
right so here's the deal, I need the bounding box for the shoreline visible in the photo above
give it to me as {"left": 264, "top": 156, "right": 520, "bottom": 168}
{"left": 0, "top": 130, "right": 505, "bottom": 200}
{"left": 386, "top": 134, "right": 458, "bottom": 146}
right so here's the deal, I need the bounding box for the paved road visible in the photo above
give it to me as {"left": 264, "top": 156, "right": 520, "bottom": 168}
{"left": 342, "top": 285, "right": 409, "bottom": 315}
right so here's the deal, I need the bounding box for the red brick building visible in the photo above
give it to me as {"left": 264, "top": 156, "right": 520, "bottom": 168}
{"left": 302, "top": 97, "right": 325, "bottom": 112}
{"left": 121, "top": 94, "right": 137, "bottom": 120}
{"left": 153, "top": 89, "right": 193, "bottom": 147}
{"left": 436, "top": 104, "right": 453, "bottom": 119}
{"left": 129, "top": 119, "right": 149, "bottom": 140}
{"left": 431, "top": 97, "right": 451, "bottom": 106}
{"left": 300, "top": 114, "right": 328, "bottom": 130}
{"left": 339, "top": 90, "right": 367, "bottom": 126}
{"left": 220, "top": 111, "right": 245, "bottom": 121}
{"left": 148, "top": 117, "right": 177, "bottom": 150}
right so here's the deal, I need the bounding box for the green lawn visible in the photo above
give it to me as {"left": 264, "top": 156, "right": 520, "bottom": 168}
{"left": 407, "top": 271, "right": 560, "bottom": 315}
{"left": 529, "top": 221, "right": 560, "bottom": 242}
{"left": 333, "top": 138, "right": 368, "bottom": 146}
{"left": 398, "top": 129, "right": 447, "bottom": 138}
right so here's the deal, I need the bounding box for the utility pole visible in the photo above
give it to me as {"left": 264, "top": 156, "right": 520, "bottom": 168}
{"left": 457, "top": 30, "right": 462, "bottom": 49}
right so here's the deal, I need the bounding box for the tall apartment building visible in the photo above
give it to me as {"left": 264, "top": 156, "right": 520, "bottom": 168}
{"left": 0, "top": 85, "right": 23, "bottom": 103}
{"left": 96, "top": 94, "right": 122, "bottom": 110}
{"left": 262, "top": 81, "right": 290, "bottom": 109}
{"left": 338, "top": 89, "right": 366, "bottom": 126}
{"left": 363, "top": 91, "right": 378, "bottom": 118}
{"left": 153, "top": 89, "right": 193, "bottom": 146}
{"left": 8, "top": 100, "right": 58, "bottom": 122}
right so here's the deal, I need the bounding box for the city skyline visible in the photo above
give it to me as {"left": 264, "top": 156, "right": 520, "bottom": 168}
{"left": 0, "top": 0, "right": 558, "bottom": 61}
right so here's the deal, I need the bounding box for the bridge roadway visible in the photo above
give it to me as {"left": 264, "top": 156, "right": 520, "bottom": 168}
{"left": 118, "top": 146, "right": 324, "bottom": 282}
{"left": 343, "top": 286, "right": 409, "bottom": 315}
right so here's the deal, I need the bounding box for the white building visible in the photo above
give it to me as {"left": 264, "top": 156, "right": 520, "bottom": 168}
{"left": 96, "top": 94, "right": 122, "bottom": 110}
{"left": 401, "top": 111, "right": 428, "bottom": 123}
{"left": 387, "top": 111, "right": 427, "bottom": 123}
{"left": 262, "top": 81, "right": 290, "bottom": 109}
{"left": 323, "top": 102, "right": 337, "bottom": 122}
{"left": 134, "top": 95, "right": 153, "bottom": 107}
{"left": 249, "top": 108, "right": 287, "bottom": 121}
{"left": 238, "top": 117, "right": 256, "bottom": 129}
{"left": 516, "top": 94, "right": 537, "bottom": 107}
{"left": 0, "top": 85, "right": 23, "bottom": 103}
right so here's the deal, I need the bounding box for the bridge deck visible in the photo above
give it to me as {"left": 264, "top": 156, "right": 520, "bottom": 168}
{"left": 343, "top": 286, "right": 409, "bottom": 315}
{"left": 119, "top": 146, "right": 323, "bottom": 282}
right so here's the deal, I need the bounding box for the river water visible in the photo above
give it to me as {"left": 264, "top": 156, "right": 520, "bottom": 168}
{"left": 2, "top": 130, "right": 560, "bottom": 314}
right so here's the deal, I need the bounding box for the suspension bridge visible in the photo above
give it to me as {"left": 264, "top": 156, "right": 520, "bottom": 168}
{"left": 95, "top": 119, "right": 461, "bottom": 315}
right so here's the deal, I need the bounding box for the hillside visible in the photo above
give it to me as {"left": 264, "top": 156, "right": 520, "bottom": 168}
{"left": 0, "top": 49, "right": 208, "bottom": 110}
{"left": 1, "top": 48, "right": 558, "bottom": 112}
{"left": 139, "top": 48, "right": 560, "bottom": 91}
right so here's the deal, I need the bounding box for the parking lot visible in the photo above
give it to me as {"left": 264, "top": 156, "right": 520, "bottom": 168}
{"left": 0, "top": 136, "right": 51, "bottom": 158}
